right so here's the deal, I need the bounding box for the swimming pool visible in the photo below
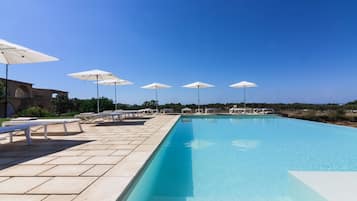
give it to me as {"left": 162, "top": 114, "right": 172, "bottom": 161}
{"left": 121, "top": 115, "right": 357, "bottom": 201}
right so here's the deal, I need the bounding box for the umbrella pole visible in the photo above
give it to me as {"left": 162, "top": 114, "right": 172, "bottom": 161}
{"left": 155, "top": 88, "right": 158, "bottom": 113}
{"left": 4, "top": 64, "right": 9, "bottom": 117}
{"left": 96, "top": 75, "right": 99, "bottom": 113}
{"left": 114, "top": 82, "right": 117, "bottom": 111}
{"left": 197, "top": 86, "right": 200, "bottom": 113}
{"left": 243, "top": 87, "right": 246, "bottom": 113}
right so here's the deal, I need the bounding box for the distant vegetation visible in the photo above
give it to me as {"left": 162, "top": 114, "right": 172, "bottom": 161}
{"left": 37, "top": 95, "right": 357, "bottom": 115}
{"left": 49, "top": 95, "right": 357, "bottom": 112}
{"left": 11, "top": 94, "right": 357, "bottom": 126}
{"left": 17, "top": 106, "right": 53, "bottom": 117}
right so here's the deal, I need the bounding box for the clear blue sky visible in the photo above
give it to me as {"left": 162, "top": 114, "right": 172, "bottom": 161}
{"left": 1, "top": 0, "right": 357, "bottom": 104}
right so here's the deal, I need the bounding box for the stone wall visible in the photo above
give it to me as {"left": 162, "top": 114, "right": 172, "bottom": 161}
{"left": 0, "top": 78, "right": 67, "bottom": 116}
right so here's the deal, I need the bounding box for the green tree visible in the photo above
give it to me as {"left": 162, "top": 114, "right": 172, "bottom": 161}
{"left": 0, "top": 81, "right": 4, "bottom": 98}
{"left": 78, "top": 98, "right": 97, "bottom": 112}
{"left": 65, "top": 97, "right": 114, "bottom": 113}
{"left": 100, "top": 97, "right": 115, "bottom": 111}
{"left": 17, "top": 106, "right": 53, "bottom": 117}
{"left": 162, "top": 103, "right": 183, "bottom": 112}
{"left": 142, "top": 100, "right": 157, "bottom": 108}
{"left": 51, "top": 94, "right": 71, "bottom": 114}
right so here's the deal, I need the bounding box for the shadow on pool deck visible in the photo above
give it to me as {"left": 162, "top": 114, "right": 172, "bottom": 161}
{"left": 30, "top": 131, "right": 84, "bottom": 136}
{"left": 0, "top": 139, "right": 91, "bottom": 171}
{"left": 95, "top": 120, "right": 146, "bottom": 126}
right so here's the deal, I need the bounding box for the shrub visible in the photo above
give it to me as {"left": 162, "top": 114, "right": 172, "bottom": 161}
{"left": 17, "top": 106, "right": 54, "bottom": 117}
{"left": 59, "top": 112, "right": 79, "bottom": 117}
{"left": 0, "top": 81, "right": 4, "bottom": 98}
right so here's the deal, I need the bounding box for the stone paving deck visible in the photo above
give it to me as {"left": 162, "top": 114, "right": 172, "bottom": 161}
{"left": 0, "top": 115, "right": 180, "bottom": 201}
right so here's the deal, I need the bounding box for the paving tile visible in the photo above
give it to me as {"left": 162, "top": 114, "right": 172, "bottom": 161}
{"left": 82, "top": 156, "right": 123, "bottom": 165}
{"left": 104, "top": 160, "right": 145, "bottom": 177}
{"left": 29, "top": 177, "right": 97, "bottom": 194}
{"left": 106, "top": 144, "right": 137, "bottom": 150}
{"left": 105, "top": 140, "right": 131, "bottom": 145}
{"left": 47, "top": 157, "right": 90, "bottom": 165}
{"left": 0, "top": 165, "right": 55, "bottom": 176}
{"left": 50, "top": 150, "right": 85, "bottom": 157}
{"left": 67, "top": 144, "right": 88, "bottom": 151}
{"left": 130, "top": 140, "right": 144, "bottom": 145}
{"left": 80, "top": 144, "right": 111, "bottom": 150}
{"left": 21, "top": 157, "right": 57, "bottom": 165}
{"left": 42, "top": 195, "right": 76, "bottom": 201}
{"left": 143, "top": 137, "right": 163, "bottom": 145}
{"left": 125, "top": 151, "right": 152, "bottom": 162}
{"left": 0, "top": 195, "right": 47, "bottom": 201}
{"left": 111, "top": 149, "right": 132, "bottom": 156}
{"left": 81, "top": 165, "right": 113, "bottom": 176}
{"left": 0, "top": 177, "right": 50, "bottom": 194}
{"left": 80, "top": 150, "right": 116, "bottom": 156}
{"left": 73, "top": 177, "right": 131, "bottom": 201}
{"left": 40, "top": 165, "right": 94, "bottom": 176}
{"left": 135, "top": 144, "right": 158, "bottom": 152}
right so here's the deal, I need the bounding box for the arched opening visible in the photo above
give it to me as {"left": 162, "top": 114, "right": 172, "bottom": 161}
{"left": 14, "top": 86, "right": 30, "bottom": 98}
{"left": 52, "top": 93, "right": 59, "bottom": 98}
{"left": 6, "top": 102, "right": 15, "bottom": 116}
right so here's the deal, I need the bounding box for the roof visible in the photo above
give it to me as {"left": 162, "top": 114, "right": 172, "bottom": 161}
{"left": 0, "top": 78, "right": 67, "bottom": 93}
{"left": 0, "top": 77, "right": 33, "bottom": 85}
{"left": 33, "top": 88, "right": 68, "bottom": 94}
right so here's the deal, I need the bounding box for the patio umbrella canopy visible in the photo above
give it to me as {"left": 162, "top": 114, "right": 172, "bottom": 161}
{"left": 183, "top": 81, "right": 215, "bottom": 112}
{"left": 0, "top": 39, "right": 59, "bottom": 117}
{"left": 229, "top": 81, "right": 257, "bottom": 110}
{"left": 97, "top": 78, "right": 133, "bottom": 110}
{"left": 141, "top": 83, "right": 171, "bottom": 112}
{"left": 68, "top": 69, "right": 116, "bottom": 113}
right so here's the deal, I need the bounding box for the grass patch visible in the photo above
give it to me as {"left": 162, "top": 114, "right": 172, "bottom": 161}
{"left": 0, "top": 118, "right": 10, "bottom": 127}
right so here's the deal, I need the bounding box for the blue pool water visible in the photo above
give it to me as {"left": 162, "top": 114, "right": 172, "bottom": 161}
{"left": 121, "top": 115, "right": 357, "bottom": 201}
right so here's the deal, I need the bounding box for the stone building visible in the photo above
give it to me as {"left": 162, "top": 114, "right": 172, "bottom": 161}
{"left": 0, "top": 78, "right": 68, "bottom": 116}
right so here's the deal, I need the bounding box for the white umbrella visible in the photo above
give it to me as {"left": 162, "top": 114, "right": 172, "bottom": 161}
{"left": 183, "top": 81, "right": 214, "bottom": 112}
{"left": 229, "top": 81, "right": 257, "bottom": 110}
{"left": 68, "top": 69, "right": 116, "bottom": 113}
{"left": 141, "top": 83, "right": 171, "bottom": 112}
{"left": 0, "top": 39, "right": 59, "bottom": 117}
{"left": 97, "top": 78, "right": 133, "bottom": 110}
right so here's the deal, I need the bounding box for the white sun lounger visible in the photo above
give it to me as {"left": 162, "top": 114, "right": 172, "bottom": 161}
{"left": 75, "top": 110, "right": 144, "bottom": 123}
{"left": 2, "top": 118, "right": 83, "bottom": 135}
{"left": 116, "top": 110, "right": 143, "bottom": 118}
{"left": 75, "top": 111, "right": 123, "bottom": 122}
{"left": 74, "top": 112, "right": 97, "bottom": 120}
{"left": 0, "top": 124, "right": 33, "bottom": 145}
